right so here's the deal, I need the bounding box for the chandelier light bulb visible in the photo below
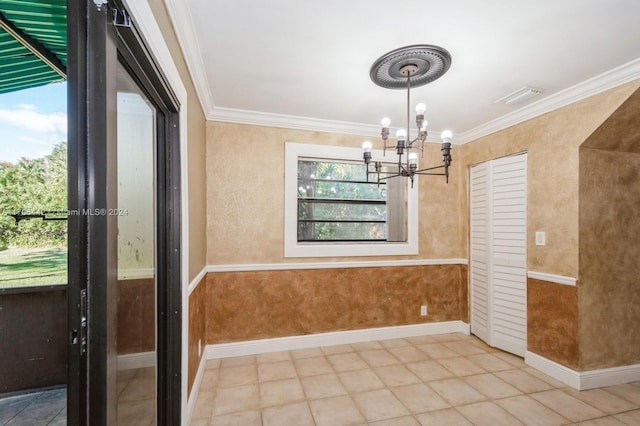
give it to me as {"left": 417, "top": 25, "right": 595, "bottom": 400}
{"left": 362, "top": 141, "right": 373, "bottom": 152}
{"left": 415, "top": 103, "right": 426, "bottom": 115}
{"left": 381, "top": 117, "right": 391, "bottom": 128}
{"left": 408, "top": 152, "right": 418, "bottom": 165}
{"left": 395, "top": 128, "right": 407, "bottom": 140}
{"left": 441, "top": 130, "right": 453, "bottom": 142}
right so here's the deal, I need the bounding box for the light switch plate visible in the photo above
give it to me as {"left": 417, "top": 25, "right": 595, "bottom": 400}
{"left": 535, "top": 231, "right": 546, "bottom": 246}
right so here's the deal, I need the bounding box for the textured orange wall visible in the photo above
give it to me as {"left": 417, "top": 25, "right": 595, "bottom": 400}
{"left": 206, "top": 265, "right": 466, "bottom": 344}
{"left": 578, "top": 147, "right": 640, "bottom": 370}
{"left": 188, "top": 277, "right": 207, "bottom": 396}
{"left": 206, "top": 122, "right": 465, "bottom": 265}
{"left": 458, "top": 81, "right": 640, "bottom": 279}
{"left": 527, "top": 278, "right": 579, "bottom": 369}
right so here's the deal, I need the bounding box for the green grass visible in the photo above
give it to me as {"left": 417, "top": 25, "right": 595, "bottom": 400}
{"left": 0, "top": 247, "right": 67, "bottom": 288}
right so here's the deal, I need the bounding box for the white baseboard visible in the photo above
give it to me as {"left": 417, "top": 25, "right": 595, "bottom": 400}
{"left": 525, "top": 351, "right": 640, "bottom": 390}
{"left": 186, "top": 352, "right": 208, "bottom": 425}
{"left": 207, "top": 321, "right": 470, "bottom": 360}
{"left": 117, "top": 351, "right": 156, "bottom": 371}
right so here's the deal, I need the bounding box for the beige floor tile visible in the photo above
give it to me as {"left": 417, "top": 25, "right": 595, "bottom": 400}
{"left": 256, "top": 351, "right": 291, "bottom": 363}
{"left": 321, "top": 344, "right": 355, "bottom": 355}
{"left": 405, "top": 335, "right": 439, "bottom": 345}
{"left": 522, "top": 367, "right": 567, "bottom": 388}
{"left": 494, "top": 369, "right": 555, "bottom": 393}
{"left": 220, "top": 355, "right": 256, "bottom": 368}
{"left": 443, "top": 341, "right": 488, "bottom": 356}
{"left": 338, "top": 369, "right": 386, "bottom": 393}
{"left": 351, "top": 341, "right": 385, "bottom": 351}
{"left": 205, "top": 358, "right": 221, "bottom": 370}
{"left": 428, "top": 378, "right": 487, "bottom": 406}
{"left": 456, "top": 401, "right": 524, "bottom": 426}
{"left": 352, "top": 389, "right": 409, "bottom": 422}
{"left": 415, "top": 407, "right": 473, "bottom": 425}
{"left": 259, "top": 378, "right": 305, "bottom": 407}
{"left": 210, "top": 410, "right": 262, "bottom": 426}
{"left": 416, "top": 343, "right": 458, "bottom": 359}
{"left": 388, "top": 346, "right": 431, "bottom": 363}
{"left": 369, "top": 415, "right": 420, "bottom": 425}
{"left": 198, "top": 369, "right": 219, "bottom": 392}
{"left": 430, "top": 333, "right": 466, "bottom": 343}
{"left": 613, "top": 408, "right": 640, "bottom": 424}
{"left": 294, "top": 356, "right": 334, "bottom": 377}
{"left": 360, "top": 349, "right": 401, "bottom": 367}
{"left": 578, "top": 417, "right": 627, "bottom": 425}
{"left": 390, "top": 383, "right": 450, "bottom": 413}
{"left": 437, "top": 357, "right": 486, "bottom": 376}
{"left": 496, "top": 394, "right": 569, "bottom": 426}
{"left": 563, "top": 387, "right": 638, "bottom": 414}
{"left": 262, "top": 401, "right": 314, "bottom": 426}
{"left": 531, "top": 389, "right": 605, "bottom": 422}
{"left": 212, "top": 384, "right": 260, "bottom": 416}
{"left": 467, "top": 353, "right": 514, "bottom": 372}
{"left": 290, "top": 347, "right": 324, "bottom": 359}
{"left": 327, "top": 353, "right": 369, "bottom": 372}
{"left": 218, "top": 364, "right": 258, "bottom": 388}
{"left": 380, "top": 338, "right": 412, "bottom": 348}
{"left": 603, "top": 383, "right": 640, "bottom": 405}
{"left": 257, "top": 360, "right": 297, "bottom": 382}
{"left": 188, "top": 419, "right": 208, "bottom": 426}
{"left": 191, "top": 391, "right": 214, "bottom": 419}
{"left": 301, "top": 373, "right": 348, "bottom": 399}
{"left": 463, "top": 373, "right": 522, "bottom": 399}
{"left": 374, "top": 365, "right": 422, "bottom": 387}
{"left": 406, "top": 360, "right": 455, "bottom": 382}
{"left": 309, "top": 395, "right": 366, "bottom": 426}
{"left": 492, "top": 351, "right": 527, "bottom": 367}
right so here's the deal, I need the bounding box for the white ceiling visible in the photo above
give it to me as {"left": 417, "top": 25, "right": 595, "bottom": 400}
{"left": 166, "top": 0, "right": 640, "bottom": 144}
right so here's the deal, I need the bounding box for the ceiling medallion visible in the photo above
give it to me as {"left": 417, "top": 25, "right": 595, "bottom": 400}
{"left": 362, "top": 45, "right": 454, "bottom": 187}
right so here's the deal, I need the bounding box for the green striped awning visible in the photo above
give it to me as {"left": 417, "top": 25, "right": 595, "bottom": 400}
{"left": 0, "top": 0, "right": 66, "bottom": 94}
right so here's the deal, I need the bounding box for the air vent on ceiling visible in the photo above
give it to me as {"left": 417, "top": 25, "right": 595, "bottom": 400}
{"left": 495, "top": 86, "right": 543, "bottom": 105}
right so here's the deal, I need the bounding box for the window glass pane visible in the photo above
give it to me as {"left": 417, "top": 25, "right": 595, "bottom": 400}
{"left": 298, "top": 222, "right": 386, "bottom": 241}
{"left": 298, "top": 201, "right": 385, "bottom": 221}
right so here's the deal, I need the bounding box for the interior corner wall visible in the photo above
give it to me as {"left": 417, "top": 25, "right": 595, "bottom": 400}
{"left": 459, "top": 80, "right": 640, "bottom": 369}
{"left": 578, "top": 147, "right": 640, "bottom": 370}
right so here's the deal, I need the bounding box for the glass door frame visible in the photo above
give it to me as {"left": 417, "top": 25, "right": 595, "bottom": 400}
{"left": 67, "top": 1, "right": 182, "bottom": 424}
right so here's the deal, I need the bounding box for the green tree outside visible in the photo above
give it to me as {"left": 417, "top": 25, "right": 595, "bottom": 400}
{"left": 0, "top": 141, "right": 67, "bottom": 249}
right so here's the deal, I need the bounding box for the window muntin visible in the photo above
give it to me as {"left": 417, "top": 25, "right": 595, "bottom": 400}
{"left": 284, "top": 142, "right": 419, "bottom": 258}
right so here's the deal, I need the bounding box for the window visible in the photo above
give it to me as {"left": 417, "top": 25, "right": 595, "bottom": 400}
{"left": 285, "top": 142, "right": 418, "bottom": 257}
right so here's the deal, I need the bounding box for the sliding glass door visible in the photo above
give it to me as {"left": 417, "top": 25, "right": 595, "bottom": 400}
{"left": 67, "top": 1, "right": 181, "bottom": 424}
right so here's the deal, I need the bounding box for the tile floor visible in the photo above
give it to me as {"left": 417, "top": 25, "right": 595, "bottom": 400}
{"left": 0, "top": 367, "right": 155, "bottom": 426}
{"left": 191, "top": 333, "right": 640, "bottom": 426}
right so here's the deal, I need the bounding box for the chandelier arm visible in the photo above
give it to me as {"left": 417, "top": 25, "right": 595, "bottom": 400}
{"left": 414, "top": 164, "right": 446, "bottom": 173}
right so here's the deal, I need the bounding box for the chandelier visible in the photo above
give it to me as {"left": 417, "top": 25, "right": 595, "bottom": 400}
{"left": 363, "top": 45, "right": 453, "bottom": 187}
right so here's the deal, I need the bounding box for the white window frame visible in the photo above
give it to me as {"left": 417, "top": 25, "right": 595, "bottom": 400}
{"left": 284, "top": 142, "right": 419, "bottom": 257}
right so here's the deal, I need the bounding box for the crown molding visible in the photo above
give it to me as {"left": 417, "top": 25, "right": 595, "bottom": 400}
{"left": 457, "top": 57, "right": 640, "bottom": 144}
{"left": 209, "top": 106, "right": 381, "bottom": 137}
{"left": 164, "top": 0, "right": 216, "bottom": 116}
{"left": 164, "top": 2, "right": 640, "bottom": 145}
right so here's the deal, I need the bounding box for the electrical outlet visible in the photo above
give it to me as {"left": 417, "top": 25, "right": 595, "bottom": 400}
{"left": 198, "top": 339, "right": 202, "bottom": 357}
{"left": 420, "top": 305, "right": 428, "bottom": 316}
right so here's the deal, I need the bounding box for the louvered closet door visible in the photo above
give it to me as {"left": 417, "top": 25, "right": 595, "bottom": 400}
{"left": 470, "top": 162, "right": 490, "bottom": 343}
{"left": 490, "top": 154, "right": 527, "bottom": 356}
{"left": 469, "top": 153, "right": 527, "bottom": 357}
